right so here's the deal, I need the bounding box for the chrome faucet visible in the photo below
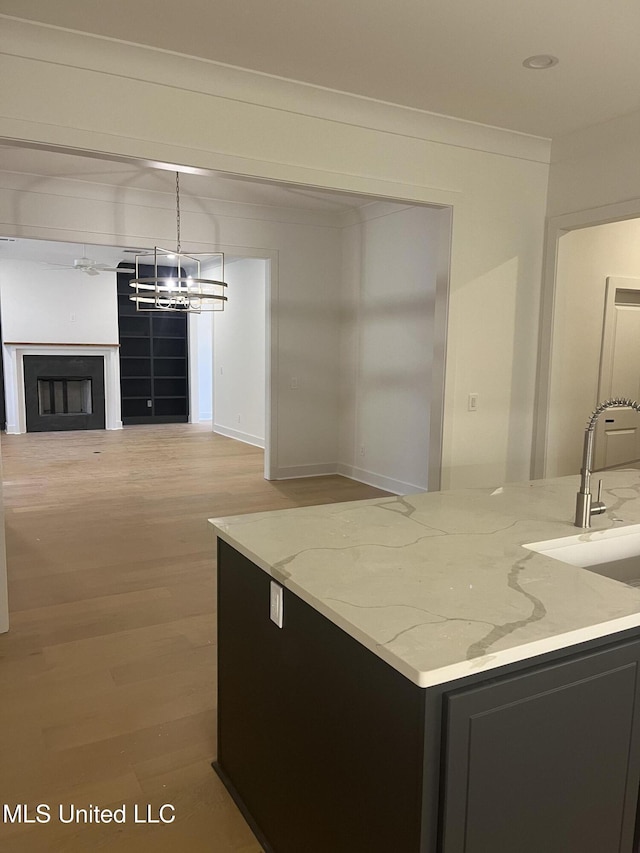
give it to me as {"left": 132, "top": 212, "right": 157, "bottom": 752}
{"left": 575, "top": 397, "right": 640, "bottom": 527}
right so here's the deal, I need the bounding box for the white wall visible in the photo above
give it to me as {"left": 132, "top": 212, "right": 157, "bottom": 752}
{"left": 339, "top": 204, "right": 440, "bottom": 493}
{"left": 213, "top": 258, "right": 267, "bottom": 447}
{"left": 188, "top": 311, "right": 214, "bottom": 422}
{"left": 546, "top": 219, "right": 640, "bottom": 477}
{"left": 445, "top": 156, "right": 548, "bottom": 487}
{"left": 0, "top": 16, "right": 551, "bottom": 490}
{"left": 0, "top": 259, "right": 118, "bottom": 344}
{"left": 548, "top": 109, "right": 640, "bottom": 219}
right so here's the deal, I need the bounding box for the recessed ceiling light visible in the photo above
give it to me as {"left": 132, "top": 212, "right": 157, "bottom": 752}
{"left": 523, "top": 54, "right": 559, "bottom": 70}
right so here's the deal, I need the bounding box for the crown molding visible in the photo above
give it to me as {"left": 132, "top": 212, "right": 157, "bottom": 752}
{"left": 0, "top": 15, "right": 551, "bottom": 165}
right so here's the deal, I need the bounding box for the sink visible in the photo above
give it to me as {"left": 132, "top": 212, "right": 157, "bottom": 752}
{"left": 523, "top": 524, "right": 640, "bottom": 587}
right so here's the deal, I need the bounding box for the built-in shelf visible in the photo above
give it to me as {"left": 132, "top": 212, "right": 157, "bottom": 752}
{"left": 116, "top": 267, "right": 188, "bottom": 425}
{"left": 119, "top": 334, "right": 185, "bottom": 340}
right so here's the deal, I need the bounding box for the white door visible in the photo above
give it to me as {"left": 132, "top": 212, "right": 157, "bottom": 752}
{"left": 594, "top": 277, "right": 640, "bottom": 470}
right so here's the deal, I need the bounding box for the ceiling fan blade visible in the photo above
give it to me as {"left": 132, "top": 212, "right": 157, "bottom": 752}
{"left": 92, "top": 265, "right": 135, "bottom": 273}
{"left": 41, "top": 259, "right": 135, "bottom": 274}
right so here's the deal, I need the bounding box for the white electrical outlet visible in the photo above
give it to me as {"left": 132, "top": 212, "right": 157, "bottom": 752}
{"left": 360, "top": 445, "right": 366, "bottom": 456}
{"left": 270, "top": 581, "right": 284, "bottom": 628}
{"left": 468, "top": 393, "right": 479, "bottom": 412}
{"left": 290, "top": 376, "right": 298, "bottom": 390}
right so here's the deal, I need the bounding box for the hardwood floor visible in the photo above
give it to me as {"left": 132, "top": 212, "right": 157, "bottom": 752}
{"left": 0, "top": 424, "right": 389, "bottom": 852}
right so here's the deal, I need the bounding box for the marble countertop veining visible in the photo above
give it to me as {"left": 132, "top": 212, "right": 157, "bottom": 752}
{"left": 209, "top": 471, "right": 640, "bottom": 687}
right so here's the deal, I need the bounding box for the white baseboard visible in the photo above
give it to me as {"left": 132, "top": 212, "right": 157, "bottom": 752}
{"left": 270, "top": 462, "right": 424, "bottom": 494}
{"left": 199, "top": 416, "right": 213, "bottom": 423}
{"left": 107, "top": 421, "right": 123, "bottom": 430}
{"left": 271, "top": 463, "right": 339, "bottom": 479}
{"left": 213, "top": 423, "right": 265, "bottom": 449}
{"left": 336, "top": 463, "right": 423, "bottom": 496}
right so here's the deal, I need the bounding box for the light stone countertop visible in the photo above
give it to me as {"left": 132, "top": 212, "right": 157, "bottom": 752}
{"left": 209, "top": 470, "right": 640, "bottom": 687}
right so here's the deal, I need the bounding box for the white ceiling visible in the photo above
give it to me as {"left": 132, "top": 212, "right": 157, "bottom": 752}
{"left": 0, "top": 237, "right": 140, "bottom": 268}
{"left": 1, "top": 0, "right": 639, "bottom": 137}
{"left": 0, "top": 145, "right": 395, "bottom": 266}
{"left": 0, "top": 144, "right": 369, "bottom": 214}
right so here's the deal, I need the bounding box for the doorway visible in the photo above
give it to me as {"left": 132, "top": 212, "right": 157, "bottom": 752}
{"left": 592, "top": 277, "right": 640, "bottom": 469}
{"left": 0, "top": 145, "right": 453, "bottom": 642}
{"left": 0, "top": 150, "right": 450, "bottom": 494}
{"left": 536, "top": 216, "right": 640, "bottom": 479}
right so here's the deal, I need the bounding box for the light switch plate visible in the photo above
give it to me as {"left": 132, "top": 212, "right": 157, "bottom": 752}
{"left": 270, "top": 581, "right": 284, "bottom": 628}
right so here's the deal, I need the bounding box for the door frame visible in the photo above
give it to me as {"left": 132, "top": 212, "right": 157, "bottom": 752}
{"left": 0, "top": 141, "right": 451, "bottom": 492}
{"left": 532, "top": 198, "right": 640, "bottom": 479}
{"left": 0, "top": 139, "right": 454, "bottom": 636}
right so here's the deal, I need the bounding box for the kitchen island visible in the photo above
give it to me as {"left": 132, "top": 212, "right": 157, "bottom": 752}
{"left": 210, "top": 471, "right": 640, "bottom": 853}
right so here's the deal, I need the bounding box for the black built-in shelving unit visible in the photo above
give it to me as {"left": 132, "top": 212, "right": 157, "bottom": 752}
{"left": 116, "top": 265, "right": 189, "bottom": 425}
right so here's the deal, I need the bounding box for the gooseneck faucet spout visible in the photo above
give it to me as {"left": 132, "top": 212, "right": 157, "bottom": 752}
{"left": 575, "top": 397, "right": 640, "bottom": 527}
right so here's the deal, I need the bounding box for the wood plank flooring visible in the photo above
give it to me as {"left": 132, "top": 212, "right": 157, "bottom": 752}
{"left": 0, "top": 424, "right": 389, "bottom": 852}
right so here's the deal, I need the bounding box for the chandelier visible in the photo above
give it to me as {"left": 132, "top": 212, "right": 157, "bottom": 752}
{"left": 129, "top": 172, "right": 228, "bottom": 312}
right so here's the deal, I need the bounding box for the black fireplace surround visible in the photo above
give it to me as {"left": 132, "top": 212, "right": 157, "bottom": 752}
{"left": 23, "top": 355, "right": 106, "bottom": 432}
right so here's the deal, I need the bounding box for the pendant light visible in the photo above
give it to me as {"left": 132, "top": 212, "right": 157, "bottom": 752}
{"left": 129, "top": 172, "right": 228, "bottom": 312}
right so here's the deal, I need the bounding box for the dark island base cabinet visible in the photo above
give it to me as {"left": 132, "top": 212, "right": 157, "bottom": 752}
{"left": 215, "top": 541, "right": 426, "bottom": 853}
{"left": 215, "top": 541, "right": 640, "bottom": 853}
{"left": 443, "top": 648, "right": 640, "bottom": 853}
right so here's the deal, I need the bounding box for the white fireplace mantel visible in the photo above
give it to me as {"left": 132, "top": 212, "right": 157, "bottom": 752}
{"left": 2, "top": 343, "right": 122, "bottom": 434}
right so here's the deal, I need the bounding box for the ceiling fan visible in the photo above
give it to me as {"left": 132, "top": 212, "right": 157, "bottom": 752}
{"left": 43, "top": 246, "right": 134, "bottom": 276}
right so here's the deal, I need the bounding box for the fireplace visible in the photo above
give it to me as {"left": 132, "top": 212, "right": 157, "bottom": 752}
{"left": 24, "top": 355, "right": 105, "bottom": 432}
{"left": 2, "top": 343, "right": 122, "bottom": 434}
{"left": 38, "top": 377, "right": 93, "bottom": 416}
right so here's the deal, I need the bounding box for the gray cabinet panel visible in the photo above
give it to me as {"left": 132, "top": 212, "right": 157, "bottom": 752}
{"left": 442, "top": 646, "right": 640, "bottom": 853}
